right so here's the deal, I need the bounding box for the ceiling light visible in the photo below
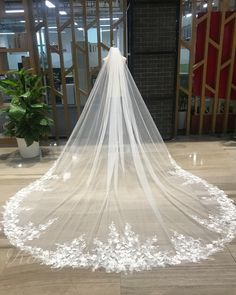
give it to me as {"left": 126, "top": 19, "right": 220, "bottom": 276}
{"left": 74, "top": 22, "right": 78, "bottom": 26}
{"left": 100, "top": 17, "right": 119, "bottom": 21}
{"left": 186, "top": 13, "right": 192, "bottom": 17}
{"left": 20, "top": 20, "right": 26, "bottom": 23}
{"left": 100, "top": 24, "right": 110, "bottom": 27}
{"left": 49, "top": 31, "right": 65, "bottom": 34}
{"left": 5, "top": 9, "right": 24, "bottom": 13}
{"left": 101, "top": 29, "right": 110, "bottom": 32}
{"left": 203, "top": 3, "right": 207, "bottom": 8}
{"left": 42, "top": 26, "right": 57, "bottom": 29}
{"left": 59, "top": 11, "right": 67, "bottom": 15}
{"left": 0, "top": 32, "right": 15, "bottom": 35}
{"left": 77, "top": 28, "right": 83, "bottom": 31}
{"left": 45, "top": 0, "right": 55, "bottom": 8}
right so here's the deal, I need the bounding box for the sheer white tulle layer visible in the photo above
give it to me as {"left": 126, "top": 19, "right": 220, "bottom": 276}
{"left": 2, "top": 48, "right": 236, "bottom": 272}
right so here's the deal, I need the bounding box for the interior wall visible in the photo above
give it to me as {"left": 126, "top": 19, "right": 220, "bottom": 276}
{"left": 176, "top": 0, "right": 236, "bottom": 136}
{"left": 0, "top": 0, "right": 127, "bottom": 142}
{"left": 128, "top": 0, "right": 180, "bottom": 139}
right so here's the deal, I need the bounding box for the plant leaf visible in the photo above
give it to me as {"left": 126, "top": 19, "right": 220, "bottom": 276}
{"left": 25, "top": 135, "right": 35, "bottom": 147}
{"left": 21, "top": 91, "right": 31, "bottom": 98}
{"left": 39, "top": 118, "right": 48, "bottom": 126}
{"left": 31, "top": 104, "right": 44, "bottom": 109}
{"left": 0, "top": 79, "right": 17, "bottom": 87}
{"left": 9, "top": 105, "right": 26, "bottom": 120}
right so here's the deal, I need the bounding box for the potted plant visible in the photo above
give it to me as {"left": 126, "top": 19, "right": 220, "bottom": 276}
{"left": 0, "top": 69, "right": 53, "bottom": 158}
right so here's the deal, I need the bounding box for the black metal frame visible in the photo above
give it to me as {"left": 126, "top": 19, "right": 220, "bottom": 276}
{"left": 127, "top": 0, "right": 180, "bottom": 139}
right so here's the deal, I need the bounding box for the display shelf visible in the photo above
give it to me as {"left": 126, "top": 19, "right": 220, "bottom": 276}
{"left": 0, "top": 134, "right": 17, "bottom": 146}
{"left": 0, "top": 48, "right": 29, "bottom": 53}
{"left": 0, "top": 70, "right": 9, "bottom": 75}
{"left": 0, "top": 102, "right": 10, "bottom": 106}
{"left": 0, "top": 13, "right": 25, "bottom": 19}
{"left": 0, "top": 1, "right": 36, "bottom": 145}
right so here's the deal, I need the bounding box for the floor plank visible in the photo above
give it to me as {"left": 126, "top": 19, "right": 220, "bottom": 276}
{"left": 0, "top": 138, "right": 236, "bottom": 295}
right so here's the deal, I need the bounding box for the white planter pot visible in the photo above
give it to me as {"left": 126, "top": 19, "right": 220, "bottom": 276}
{"left": 178, "top": 111, "right": 187, "bottom": 129}
{"left": 16, "top": 138, "right": 40, "bottom": 158}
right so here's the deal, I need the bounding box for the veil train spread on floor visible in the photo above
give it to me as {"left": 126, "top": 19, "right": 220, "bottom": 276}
{"left": 2, "top": 47, "right": 236, "bottom": 272}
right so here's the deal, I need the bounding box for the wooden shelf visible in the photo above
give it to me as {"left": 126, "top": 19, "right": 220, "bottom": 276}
{"left": 0, "top": 103, "right": 10, "bottom": 106}
{"left": 0, "top": 70, "right": 9, "bottom": 75}
{"left": 0, "top": 135, "right": 17, "bottom": 146}
{"left": 0, "top": 48, "right": 29, "bottom": 53}
{"left": 0, "top": 13, "right": 25, "bottom": 19}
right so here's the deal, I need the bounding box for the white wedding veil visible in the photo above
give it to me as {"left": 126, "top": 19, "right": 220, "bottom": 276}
{"left": 2, "top": 47, "right": 236, "bottom": 272}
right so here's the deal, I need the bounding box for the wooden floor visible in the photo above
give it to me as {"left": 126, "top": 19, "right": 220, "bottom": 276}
{"left": 0, "top": 138, "right": 236, "bottom": 295}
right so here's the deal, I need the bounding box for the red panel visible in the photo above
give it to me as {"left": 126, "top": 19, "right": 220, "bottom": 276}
{"left": 222, "top": 19, "right": 234, "bottom": 64}
{"left": 206, "top": 44, "right": 218, "bottom": 91}
{"left": 209, "top": 12, "right": 221, "bottom": 43}
{"left": 219, "top": 66, "right": 229, "bottom": 99}
{"left": 231, "top": 89, "right": 236, "bottom": 100}
{"left": 193, "top": 12, "right": 236, "bottom": 100}
{"left": 232, "top": 51, "right": 236, "bottom": 100}
{"left": 195, "top": 16, "right": 206, "bottom": 63}
{"left": 233, "top": 51, "right": 236, "bottom": 85}
{"left": 193, "top": 65, "right": 203, "bottom": 96}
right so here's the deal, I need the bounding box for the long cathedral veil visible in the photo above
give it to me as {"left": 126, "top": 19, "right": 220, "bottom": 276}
{"left": 2, "top": 47, "right": 236, "bottom": 272}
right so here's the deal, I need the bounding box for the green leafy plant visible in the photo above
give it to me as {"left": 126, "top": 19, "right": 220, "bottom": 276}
{"left": 0, "top": 69, "right": 53, "bottom": 146}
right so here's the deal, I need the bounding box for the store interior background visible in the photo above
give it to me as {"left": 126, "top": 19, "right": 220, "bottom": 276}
{"left": 1, "top": 2, "right": 236, "bottom": 294}
{"left": 0, "top": 0, "right": 236, "bottom": 143}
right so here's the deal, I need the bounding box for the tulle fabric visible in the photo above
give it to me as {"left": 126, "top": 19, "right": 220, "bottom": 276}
{"left": 2, "top": 48, "right": 236, "bottom": 272}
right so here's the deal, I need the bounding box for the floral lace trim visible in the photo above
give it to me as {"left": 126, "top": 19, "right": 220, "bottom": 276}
{"left": 1, "top": 158, "right": 236, "bottom": 272}
{"left": 169, "top": 157, "right": 236, "bottom": 242}
{"left": 1, "top": 220, "right": 228, "bottom": 273}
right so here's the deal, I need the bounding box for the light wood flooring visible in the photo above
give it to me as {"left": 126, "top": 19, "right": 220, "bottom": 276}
{"left": 0, "top": 138, "right": 236, "bottom": 295}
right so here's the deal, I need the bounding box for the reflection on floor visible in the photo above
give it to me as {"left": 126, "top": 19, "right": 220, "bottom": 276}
{"left": 0, "top": 138, "right": 236, "bottom": 295}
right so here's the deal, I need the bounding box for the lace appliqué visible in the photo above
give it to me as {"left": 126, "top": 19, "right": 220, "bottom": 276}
{"left": 168, "top": 158, "right": 236, "bottom": 241}
{"left": 1, "top": 158, "right": 236, "bottom": 272}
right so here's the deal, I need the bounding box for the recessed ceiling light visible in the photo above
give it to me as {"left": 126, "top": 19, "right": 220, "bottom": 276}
{"left": 59, "top": 11, "right": 67, "bottom": 15}
{"left": 5, "top": 9, "right": 24, "bottom": 13}
{"left": 49, "top": 31, "right": 65, "bottom": 34}
{"left": 0, "top": 32, "right": 15, "bottom": 35}
{"left": 45, "top": 0, "right": 55, "bottom": 8}
{"left": 100, "top": 17, "right": 119, "bottom": 21}
{"left": 42, "top": 26, "right": 57, "bottom": 29}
